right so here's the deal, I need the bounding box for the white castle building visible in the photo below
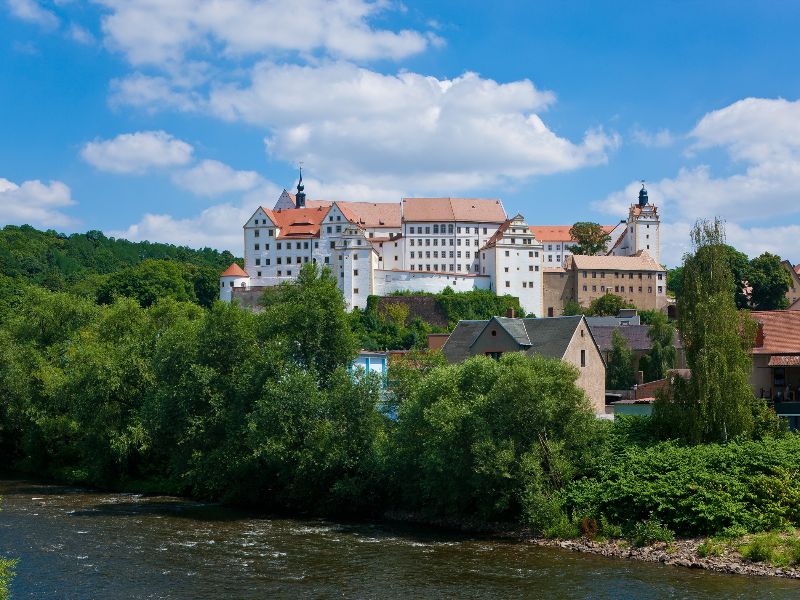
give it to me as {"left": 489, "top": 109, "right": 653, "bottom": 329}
{"left": 220, "top": 176, "right": 661, "bottom": 317}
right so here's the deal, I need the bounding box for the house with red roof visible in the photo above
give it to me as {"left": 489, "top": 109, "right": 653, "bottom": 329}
{"left": 750, "top": 310, "right": 800, "bottom": 429}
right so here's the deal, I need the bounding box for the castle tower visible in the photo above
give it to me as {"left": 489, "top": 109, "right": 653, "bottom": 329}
{"left": 295, "top": 168, "right": 306, "bottom": 208}
{"left": 627, "top": 182, "right": 660, "bottom": 264}
{"left": 219, "top": 263, "right": 251, "bottom": 302}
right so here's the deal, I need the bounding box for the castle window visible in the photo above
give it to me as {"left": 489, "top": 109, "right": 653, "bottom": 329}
{"left": 354, "top": 288, "right": 359, "bottom": 294}
{"left": 287, "top": 270, "right": 292, "bottom": 276}
{"left": 483, "top": 227, "right": 487, "bottom": 234}
{"left": 466, "top": 251, "right": 471, "bottom": 258}
{"left": 592, "top": 285, "right": 596, "bottom": 292}
{"left": 583, "top": 285, "right": 587, "bottom": 291}
{"left": 324, "top": 257, "right": 329, "bottom": 264}
{"left": 296, "top": 257, "right": 302, "bottom": 264}
{"left": 505, "top": 267, "right": 509, "bottom": 272}
{"left": 336, "top": 216, "right": 341, "bottom": 221}
{"left": 257, "top": 271, "right": 262, "bottom": 277}
{"left": 529, "top": 266, "right": 533, "bottom": 271}
{"left": 449, "top": 224, "right": 454, "bottom": 233}
{"left": 581, "top": 350, "right": 586, "bottom": 367}
{"left": 523, "top": 282, "right": 527, "bottom": 288}
{"left": 658, "top": 286, "right": 663, "bottom": 293}
{"left": 277, "top": 270, "right": 282, "bottom": 276}
{"left": 254, "top": 230, "right": 260, "bottom": 237}
{"left": 327, "top": 227, "right": 332, "bottom": 234}
{"left": 505, "top": 281, "right": 510, "bottom": 288}
{"left": 277, "top": 242, "right": 282, "bottom": 250}
{"left": 254, "top": 243, "right": 260, "bottom": 250}
{"left": 425, "top": 227, "right": 430, "bottom": 234}
{"left": 409, "top": 226, "right": 415, "bottom": 234}
{"left": 255, "top": 258, "right": 261, "bottom": 266}
{"left": 426, "top": 251, "right": 431, "bottom": 258}
{"left": 433, "top": 224, "right": 439, "bottom": 234}
{"left": 648, "top": 287, "right": 653, "bottom": 293}
{"left": 268, "top": 229, "right": 274, "bottom": 236}
{"left": 505, "top": 250, "right": 510, "bottom": 257}
{"left": 277, "top": 257, "right": 282, "bottom": 264}
{"left": 330, "top": 241, "right": 335, "bottom": 249}
{"left": 425, "top": 239, "right": 430, "bottom": 246}
{"left": 354, "top": 269, "right": 359, "bottom": 276}
{"left": 336, "top": 226, "right": 341, "bottom": 233}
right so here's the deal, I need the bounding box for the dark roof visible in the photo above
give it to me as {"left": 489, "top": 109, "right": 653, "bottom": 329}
{"left": 442, "top": 315, "right": 587, "bottom": 363}
{"left": 521, "top": 316, "right": 585, "bottom": 359}
{"left": 442, "top": 321, "right": 487, "bottom": 363}
{"left": 589, "top": 324, "right": 684, "bottom": 353}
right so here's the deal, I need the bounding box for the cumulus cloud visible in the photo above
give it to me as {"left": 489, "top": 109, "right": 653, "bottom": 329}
{"left": 81, "top": 130, "right": 194, "bottom": 174}
{"left": 596, "top": 97, "right": 800, "bottom": 265}
{"left": 172, "top": 159, "right": 264, "bottom": 197}
{"left": 7, "top": 0, "right": 59, "bottom": 29}
{"left": 93, "top": 0, "right": 433, "bottom": 65}
{"left": 109, "top": 181, "right": 282, "bottom": 251}
{"left": 67, "top": 23, "right": 95, "bottom": 44}
{"left": 631, "top": 127, "right": 675, "bottom": 148}
{"left": 0, "top": 177, "right": 76, "bottom": 227}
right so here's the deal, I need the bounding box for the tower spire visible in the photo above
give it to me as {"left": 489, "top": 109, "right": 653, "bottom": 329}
{"left": 638, "top": 180, "right": 648, "bottom": 207}
{"left": 295, "top": 163, "right": 306, "bottom": 208}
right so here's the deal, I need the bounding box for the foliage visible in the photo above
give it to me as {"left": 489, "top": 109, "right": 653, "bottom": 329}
{"left": 652, "top": 219, "right": 763, "bottom": 443}
{"left": 435, "top": 289, "right": 525, "bottom": 324}
{"left": 587, "top": 293, "right": 634, "bottom": 317}
{"left": 563, "top": 436, "right": 800, "bottom": 537}
{"left": 749, "top": 252, "right": 791, "bottom": 310}
{"left": 666, "top": 267, "right": 684, "bottom": 298}
{"left": 389, "top": 353, "right": 605, "bottom": 530}
{"left": 606, "top": 330, "right": 635, "bottom": 390}
{"left": 0, "top": 556, "right": 15, "bottom": 600}
{"left": 629, "top": 518, "right": 675, "bottom": 547}
{"left": 0, "top": 224, "right": 235, "bottom": 295}
{"left": 638, "top": 311, "right": 677, "bottom": 383}
{"left": 562, "top": 300, "right": 585, "bottom": 316}
{"left": 637, "top": 309, "right": 662, "bottom": 325}
{"left": 739, "top": 532, "right": 800, "bottom": 566}
{"left": 568, "top": 222, "right": 611, "bottom": 256}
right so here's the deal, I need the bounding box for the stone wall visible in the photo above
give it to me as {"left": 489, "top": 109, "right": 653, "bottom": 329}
{"left": 374, "top": 295, "right": 449, "bottom": 328}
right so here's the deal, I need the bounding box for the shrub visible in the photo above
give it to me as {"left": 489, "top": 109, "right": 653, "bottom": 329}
{"left": 629, "top": 518, "right": 675, "bottom": 547}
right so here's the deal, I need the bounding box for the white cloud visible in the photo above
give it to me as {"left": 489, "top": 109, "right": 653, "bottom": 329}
{"left": 7, "top": 0, "right": 59, "bottom": 29}
{"left": 0, "top": 177, "right": 76, "bottom": 228}
{"left": 631, "top": 127, "right": 675, "bottom": 148}
{"left": 67, "top": 23, "right": 95, "bottom": 44}
{"left": 183, "top": 61, "right": 611, "bottom": 192}
{"left": 81, "top": 130, "right": 194, "bottom": 174}
{"left": 93, "top": 0, "right": 432, "bottom": 66}
{"left": 172, "top": 159, "right": 264, "bottom": 197}
{"left": 597, "top": 97, "right": 800, "bottom": 265}
{"left": 109, "top": 182, "right": 282, "bottom": 251}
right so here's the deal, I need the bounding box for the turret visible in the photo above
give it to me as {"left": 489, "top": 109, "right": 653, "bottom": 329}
{"left": 638, "top": 182, "right": 649, "bottom": 207}
{"left": 295, "top": 168, "right": 306, "bottom": 208}
{"left": 219, "top": 263, "right": 250, "bottom": 302}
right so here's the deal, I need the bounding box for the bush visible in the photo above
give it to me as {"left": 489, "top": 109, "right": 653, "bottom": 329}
{"left": 630, "top": 518, "right": 675, "bottom": 547}
{"left": 0, "top": 557, "right": 16, "bottom": 600}
{"left": 739, "top": 532, "right": 800, "bottom": 566}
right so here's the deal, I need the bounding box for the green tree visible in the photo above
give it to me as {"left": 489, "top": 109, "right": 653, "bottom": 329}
{"left": 261, "top": 263, "right": 358, "bottom": 383}
{"left": 666, "top": 267, "right": 684, "bottom": 298}
{"left": 568, "top": 222, "right": 611, "bottom": 255}
{"left": 653, "top": 219, "right": 764, "bottom": 443}
{"left": 97, "top": 260, "right": 198, "bottom": 307}
{"left": 607, "top": 330, "right": 635, "bottom": 390}
{"left": 639, "top": 311, "right": 677, "bottom": 382}
{"left": 749, "top": 252, "right": 791, "bottom": 310}
{"left": 587, "top": 293, "right": 633, "bottom": 316}
{"left": 562, "top": 299, "right": 585, "bottom": 316}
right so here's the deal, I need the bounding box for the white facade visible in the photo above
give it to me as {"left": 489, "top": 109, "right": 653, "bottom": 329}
{"left": 219, "top": 274, "right": 250, "bottom": 302}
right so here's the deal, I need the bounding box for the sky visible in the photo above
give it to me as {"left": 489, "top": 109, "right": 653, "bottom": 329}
{"left": 1, "top": 0, "right": 800, "bottom": 267}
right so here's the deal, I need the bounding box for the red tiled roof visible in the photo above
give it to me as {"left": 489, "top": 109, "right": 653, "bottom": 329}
{"left": 336, "top": 201, "right": 402, "bottom": 228}
{"left": 768, "top": 355, "right": 800, "bottom": 367}
{"left": 263, "top": 205, "right": 329, "bottom": 239}
{"left": 220, "top": 263, "right": 249, "bottom": 277}
{"left": 402, "top": 197, "right": 506, "bottom": 223}
{"left": 529, "top": 224, "right": 616, "bottom": 242}
{"left": 570, "top": 250, "right": 665, "bottom": 272}
{"left": 752, "top": 310, "right": 800, "bottom": 354}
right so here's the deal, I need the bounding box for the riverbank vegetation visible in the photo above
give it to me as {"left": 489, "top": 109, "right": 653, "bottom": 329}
{"left": 0, "top": 220, "right": 797, "bottom": 566}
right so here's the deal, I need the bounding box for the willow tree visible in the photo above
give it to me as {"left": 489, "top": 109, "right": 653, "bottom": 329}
{"left": 653, "top": 219, "right": 757, "bottom": 443}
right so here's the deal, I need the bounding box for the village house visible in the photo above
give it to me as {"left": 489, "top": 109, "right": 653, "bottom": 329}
{"left": 441, "top": 314, "right": 606, "bottom": 414}
{"left": 750, "top": 310, "right": 800, "bottom": 430}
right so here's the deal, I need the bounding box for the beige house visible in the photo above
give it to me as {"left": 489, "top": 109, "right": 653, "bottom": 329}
{"left": 441, "top": 315, "right": 606, "bottom": 414}
{"left": 543, "top": 251, "right": 668, "bottom": 317}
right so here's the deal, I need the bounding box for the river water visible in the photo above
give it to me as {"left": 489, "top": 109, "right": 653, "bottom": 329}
{"left": 1, "top": 480, "right": 799, "bottom": 599}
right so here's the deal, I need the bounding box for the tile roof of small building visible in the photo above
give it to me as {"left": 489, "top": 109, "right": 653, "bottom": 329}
{"left": 220, "top": 263, "right": 249, "bottom": 277}
{"left": 263, "top": 205, "right": 330, "bottom": 238}
{"left": 570, "top": 250, "right": 665, "bottom": 272}
{"left": 796, "top": 264, "right": 800, "bottom": 275}
{"left": 402, "top": 197, "right": 507, "bottom": 223}
{"left": 528, "top": 225, "right": 616, "bottom": 242}
{"left": 752, "top": 310, "right": 800, "bottom": 354}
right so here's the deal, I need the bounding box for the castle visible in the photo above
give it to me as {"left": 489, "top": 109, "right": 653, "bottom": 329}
{"left": 220, "top": 176, "right": 667, "bottom": 317}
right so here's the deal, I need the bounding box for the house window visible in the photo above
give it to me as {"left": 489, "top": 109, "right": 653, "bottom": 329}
{"left": 277, "top": 270, "right": 282, "bottom": 276}
{"left": 268, "top": 229, "right": 274, "bottom": 236}
{"left": 277, "top": 242, "right": 282, "bottom": 250}
{"left": 287, "top": 270, "right": 292, "bottom": 276}
{"left": 581, "top": 350, "right": 586, "bottom": 367}
{"left": 505, "top": 250, "right": 510, "bottom": 257}
{"left": 266, "top": 259, "right": 271, "bottom": 265}
{"left": 505, "top": 281, "right": 510, "bottom": 288}
{"left": 254, "top": 243, "right": 260, "bottom": 250}
{"left": 257, "top": 271, "right": 262, "bottom": 277}
{"left": 255, "top": 258, "right": 261, "bottom": 266}
{"left": 354, "top": 288, "right": 359, "bottom": 294}
{"left": 254, "top": 230, "right": 260, "bottom": 237}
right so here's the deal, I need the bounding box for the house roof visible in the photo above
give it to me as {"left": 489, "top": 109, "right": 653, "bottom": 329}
{"left": 528, "top": 225, "right": 616, "bottom": 243}
{"left": 768, "top": 355, "right": 800, "bottom": 367}
{"left": 220, "top": 263, "right": 249, "bottom": 277}
{"left": 570, "top": 250, "right": 665, "bottom": 272}
{"left": 336, "top": 201, "right": 402, "bottom": 228}
{"left": 481, "top": 219, "right": 512, "bottom": 250}
{"left": 752, "top": 310, "right": 800, "bottom": 354}
{"left": 796, "top": 265, "right": 800, "bottom": 275}
{"left": 402, "top": 197, "right": 506, "bottom": 223}
{"left": 262, "top": 205, "right": 330, "bottom": 238}
{"left": 589, "top": 325, "right": 652, "bottom": 352}
{"left": 442, "top": 315, "right": 591, "bottom": 363}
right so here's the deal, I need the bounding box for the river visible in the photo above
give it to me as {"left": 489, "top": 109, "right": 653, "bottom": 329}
{"left": 1, "top": 480, "right": 799, "bottom": 599}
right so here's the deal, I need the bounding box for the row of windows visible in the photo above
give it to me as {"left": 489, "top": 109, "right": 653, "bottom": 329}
{"left": 409, "top": 238, "right": 481, "bottom": 247}
{"left": 581, "top": 285, "right": 664, "bottom": 294}
{"left": 254, "top": 241, "right": 322, "bottom": 251}
{"left": 409, "top": 264, "right": 479, "bottom": 272}
{"left": 410, "top": 250, "right": 474, "bottom": 259}
{"left": 581, "top": 271, "right": 664, "bottom": 280}
{"left": 407, "top": 225, "right": 488, "bottom": 235}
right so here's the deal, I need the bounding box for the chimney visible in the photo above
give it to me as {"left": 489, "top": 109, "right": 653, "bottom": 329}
{"left": 754, "top": 322, "right": 765, "bottom": 348}
{"left": 506, "top": 307, "right": 516, "bottom": 319}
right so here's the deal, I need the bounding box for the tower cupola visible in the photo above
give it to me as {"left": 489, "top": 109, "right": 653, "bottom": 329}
{"left": 295, "top": 168, "right": 306, "bottom": 208}
{"left": 638, "top": 181, "right": 649, "bottom": 207}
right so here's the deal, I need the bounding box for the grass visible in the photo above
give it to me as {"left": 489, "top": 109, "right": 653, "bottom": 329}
{"left": 738, "top": 531, "right": 800, "bottom": 567}
{"left": 0, "top": 557, "right": 17, "bottom": 600}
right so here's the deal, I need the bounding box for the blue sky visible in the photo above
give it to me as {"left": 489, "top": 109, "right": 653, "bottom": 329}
{"left": 2, "top": 0, "right": 800, "bottom": 266}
